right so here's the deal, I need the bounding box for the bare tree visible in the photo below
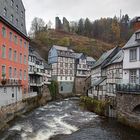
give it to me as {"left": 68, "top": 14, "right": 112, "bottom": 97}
{"left": 29, "top": 17, "right": 46, "bottom": 38}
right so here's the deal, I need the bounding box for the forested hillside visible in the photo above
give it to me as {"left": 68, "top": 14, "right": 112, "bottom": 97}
{"left": 30, "top": 29, "right": 113, "bottom": 61}
{"left": 29, "top": 14, "right": 134, "bottom": 61}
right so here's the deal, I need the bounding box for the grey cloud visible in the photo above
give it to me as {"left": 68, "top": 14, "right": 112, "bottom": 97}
{"left": 22, "top": 0, "right": 140, "bottom": 32}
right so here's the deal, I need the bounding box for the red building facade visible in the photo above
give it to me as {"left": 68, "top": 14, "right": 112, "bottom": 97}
{"left": 0, "top": 0, "right": 29, "bottom": 103}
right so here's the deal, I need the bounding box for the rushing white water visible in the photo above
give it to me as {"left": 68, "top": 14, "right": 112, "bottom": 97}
{"left": 1, "top": 98, "right": 98, "bottom": 140}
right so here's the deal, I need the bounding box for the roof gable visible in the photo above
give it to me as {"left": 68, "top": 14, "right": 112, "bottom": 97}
{"left": 92, "top": 47, "right": 119, "bottom": 69}
{"left": 123, "top": 29, "right": 140, "bottom": 49}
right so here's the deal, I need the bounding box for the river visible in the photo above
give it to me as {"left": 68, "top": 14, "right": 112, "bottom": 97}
{"left": 0, "top": 98, "right": 140, "bottom": 140}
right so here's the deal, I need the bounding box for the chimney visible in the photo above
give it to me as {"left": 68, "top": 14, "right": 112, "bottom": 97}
{"left": 132, "top": 17, "right": 140, "bottom": 32}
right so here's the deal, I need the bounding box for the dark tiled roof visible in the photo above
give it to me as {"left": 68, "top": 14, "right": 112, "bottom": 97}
{"left": 104, "top": 50, "right": 123, "bottom": 67}
{"left": 53, "top": 45, "right": 74, "bottom": 52}
{"left": 29, "top": 46, "right": 43, "bottom": 61}
{"left": 92, "top": 77, "right": 106, "bottom": 86}
{"left": 74, "top": 53, "right": 83, "bottom": 59}
{"left": 86, "top": 56, "right": 96, "bottom": 62}
{"left": 92, "top": 47, "right": 117, "bottom": 69}
{"left": 44, "top": 63, "right": 52, "bottom": 69}
{"left": 123, "top": 30, "right": 140, "bottom": 49}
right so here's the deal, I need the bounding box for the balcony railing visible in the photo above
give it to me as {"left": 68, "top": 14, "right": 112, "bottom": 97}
{"left": 116, "top": 84, "right": 140, "bottom": 93}
{"left": 0, "top": 79, "right": 22, "bottom": 86}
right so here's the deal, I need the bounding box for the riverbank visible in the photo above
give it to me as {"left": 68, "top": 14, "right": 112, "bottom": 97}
{"left": 80, "top": 96, "right": 110, "bottom": 116}
{"left": 1, "top": 98, "right": 140, "bottom": 140}
{"left": 0, "top": 87, "right": 52, "bottom": 131}
{"left": 80, "top": 96, "right": 140, "bottom": 131}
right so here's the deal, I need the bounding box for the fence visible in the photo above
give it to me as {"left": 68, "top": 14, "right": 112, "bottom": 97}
{"left": 116, "top": 84, "right": 140, "bottom": 93}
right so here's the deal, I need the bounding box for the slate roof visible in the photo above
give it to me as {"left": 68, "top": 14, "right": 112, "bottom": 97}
{"left": 44, "top": 62, "right": 52, "bottom": 69}
{"left": 123, "top": 30, "right": 140, "bottom": 49}
{"left": 53, "top": 45, "right": 74, "bottom": 52}
{"left": 92, "top": 77, "right": 106, "bottom": 86}
{"left": 86, "top": 56, "right": 96, "bottom": 62}
{"left": 34, "top": 51, "right": 44, "bottom": 61}
{"left": 92, "top": 47, "right": 117, "bottom": 69}
{"left": 29, "top": 46, "right": 43, "bottom": 61}
{"left": 103, "top": 50, "right": 124, "bottom": 67}
{"left": 74, "top": 53, "right": 83, "bottom": 59}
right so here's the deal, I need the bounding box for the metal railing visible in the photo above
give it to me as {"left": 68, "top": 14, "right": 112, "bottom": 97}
{"left": 0, "top": 79, "right": 22, "bottom": 86}
{"left": 116, "top": 84, "right": 140, "bottom": 93}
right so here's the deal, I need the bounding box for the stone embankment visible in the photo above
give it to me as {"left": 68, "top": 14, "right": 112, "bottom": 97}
{"left": 0, "top": 85, "right": 52, "bottom": 131}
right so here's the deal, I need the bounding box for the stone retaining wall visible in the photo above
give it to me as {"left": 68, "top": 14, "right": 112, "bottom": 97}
{"left": 116, "top": 92, "right": 140, "bottom": 130}
{"left": 0, "top": 85, "right": 52, "bottom": 131}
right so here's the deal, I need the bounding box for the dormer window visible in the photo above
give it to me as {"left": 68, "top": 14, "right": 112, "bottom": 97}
{"left": 16, "top": 19, "right": 18, "bottom": 26}
{"left": 21, "top": 23, "right": 23, "bottom": 31}
{"left": 11, "top": 0, "right": 14, "bottom": 7}
{"left": 136, "top": 32, "right": 140, "bottom": 40}
{"left": 3, "top": 8, "right": 7, "bottom": 17}
{"left": 10, "top": 14, "right": 14, "bottom": 23}
{"left": 16, "top": 5, "right": 18, "bottom": 13}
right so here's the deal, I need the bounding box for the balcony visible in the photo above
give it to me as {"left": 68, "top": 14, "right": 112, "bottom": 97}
{"left": 29, "top": 82, "right": 44, "bottom": 87}
{"left": 116, "top": 84, "right": 140, "bottom": 94}
{"left": 0, "top": 79, "right": 22, "bottom": 86}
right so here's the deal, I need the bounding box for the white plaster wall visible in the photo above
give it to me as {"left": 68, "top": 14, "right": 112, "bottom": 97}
{"left": 57, "top": 76, "right": 74, "bottom": 82}
{"left": 0, "top": 86, "right": 22, "bottom": 107}
{"left": 123, "top": 47, "right": 140, "bottom": 69}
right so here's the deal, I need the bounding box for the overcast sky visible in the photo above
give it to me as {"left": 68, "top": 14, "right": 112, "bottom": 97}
{"left": 22, "top": 0, "right": 140, "bottom": 33}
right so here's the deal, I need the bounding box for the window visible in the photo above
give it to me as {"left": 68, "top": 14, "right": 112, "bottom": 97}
{"left": 2, "top": 27, "right": 6, "bottom": 38}
{"left": 2, "top": 66, "right": 6, "bottom": 78}
{"left": 14, "top": 36, "right": 18, "bottom": 44}
{"left": 61, "top": 86, "right": 63, "bottom": 91}
{"left": 24, "top": 42, "right": 26, "bottom": 48}
{"left": 4, "top": 87, "right": 7, "bottom": 94}
{"left": 65, "top": 76, "right": 67, "bottom": 80}
{"left": 24, "top": 70, "right": 26, "bottom": 80}
{"left": 2, "top": 45, "right": 6, "bottom": 58}
{"left": 12, "top": 93, "right": 14, "bottom": 98}
{"left": 21, "top": 24, "right": 23, "bottom": 31}
{"left": 16, "top": 5, "right": 18, "bottom": 12}
{"left": 21, "top": 11, "right": 24, "bottom": 18}
{"left": 19, "top": 70, "right": 22, "bottom": 80}
{"left": 9, "top": 32, "right": 12, "bottom": 41}
{"left": 11, "top": 0, "right": 14, "bottom": 7}
{"left": 9, "top": 48, "right": 12, "bottom": 60}
{"left": 65, "top": 70, "right": 68, "bottom": 74}
{"left": 9, "top": 67, "right": 12, "bottom": 78}
{"left": 136, "top": 33, "right": 140, "bottom": 40}
{"left": 20, "top": 39, "right": 22, "bottom": 46}
{"left": 14, "top": 68, "right": 17, "bottom": 78}
{"left": 130, "top": 48, "right": 137, "bottom": 61}
{"left": 20, "top": 53, "right": 22, "bottom": 64}
{"left": 16, "top": 19, "right": 18, "bottom": 26}
{"left": 14, "top": 50, "right": 17, "bottom": 61}
{"left": 10, "top": 14, "right": 14, "bottom": 22}
{"left": 3, "top": 8, "right": 7, "bottom": 17}
{"left": 130, "top": 70, "right": 137, "bottom": 84}
{"left": 60, "top": 69, "right": 63, "bottom": 74}
{"left": 24, "top": 55, "right": 26, "bottom": 64}
{"left": 70, "top": 70, "right": 73, "bottom": 74}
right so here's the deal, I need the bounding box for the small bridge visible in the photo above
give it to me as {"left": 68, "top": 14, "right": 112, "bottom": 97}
{"left": 116, "top": 90, "right": 140, "bottom": 130}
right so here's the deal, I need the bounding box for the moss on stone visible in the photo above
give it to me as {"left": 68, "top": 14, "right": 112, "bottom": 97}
{"left": 80, "top": 96, "right": 109, "bottom": 116}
